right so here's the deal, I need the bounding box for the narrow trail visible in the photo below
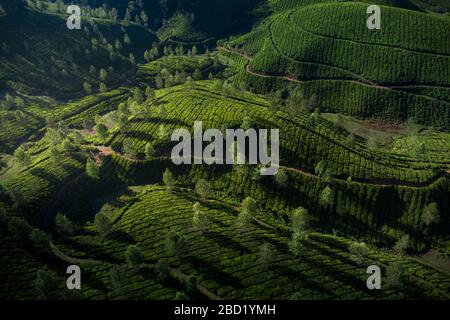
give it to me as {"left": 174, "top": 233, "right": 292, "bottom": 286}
{"left": 87, "top": 144, "right": 448, "bottom": 189}
{"left": 50, "top": 241, "right": 222, "bottom": 300}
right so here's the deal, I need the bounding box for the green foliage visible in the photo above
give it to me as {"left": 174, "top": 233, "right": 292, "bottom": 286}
{"left": 55, "top": 212, "right": 75, "bottom": 236}
{"left": 94, "top": 212, "right": 112, "bottom": 235}
{"left": 14, "top": 147, "right": 30, "bottom": 166}
{"left": 385, "top": 262, "right": 404, "bottom": 288}
{"left": 7, "top": 216, "right": 31, "bottom": 242}
{"left": 393, "top": 235, "right": 410, "bottom": 255}
{"left": 289, "top": 231, "right": 309, "bottom": 257}
{"left": 165, "top": 230, "right": 187, "bottom": 257}
{"left": 109, "top": 265, "right": 128, "bottom": 294}
{"left": 162, "top": 168, "right": 175, "bottom": 192}
{"left": 96, "top": 123, "right": 109, "bottom": 139}
{"left": 291, "top": 207, "right": 310, "bottom": 233}
{"left": 86, "top": 159, "right": 100, "bottom": 180}
{"left": 422, "top": 203, "right": 440, "bottom": 227}
{"left": 30, "top": 228, "right": 49, "bottom": 251}
{"left": 33, "top": 269, "right": 58, "bottom": 300}
{"left": 257, "top": 242, "right": 275, "bottom": 267}
{"left": 348, "top": 241, "right": 369, "bottom": 264}
{"left": 155, "top": 259, "right": 171, "bottom": 283}
{"left": 125, "top": 245, "right": 143, "bottom": 267}
{"left": 195, "top": 179, "right": 212, "bottom": 201}
{"left": 319, "top": 186, "right": 334, "bottom": 207}
{"left": 192, "top": 202, "right": 209, "bottom": 233}
{"left": 144, "top": 142, "right": 156, "bottom": 160}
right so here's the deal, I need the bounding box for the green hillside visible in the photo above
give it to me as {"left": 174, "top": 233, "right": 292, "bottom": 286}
{"left": 224, "top": 1, "right": 450, "bottom": 128}
{"left": 0, "top": 3, "right": 155, "bottom": 99}
{"left": 0, "top": 0, "right": 449, "bottom": 303}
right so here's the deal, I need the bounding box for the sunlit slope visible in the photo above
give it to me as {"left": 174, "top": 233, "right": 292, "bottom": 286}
{"left": 226, "top": 2, "right": 450, "bottom": 128}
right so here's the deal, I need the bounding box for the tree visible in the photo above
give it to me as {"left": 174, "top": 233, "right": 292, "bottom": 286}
{"left": 109, "top": 265, "right": 128, "bottom": 295}
{"left": 14, "top": 147, "right": 31, "bottom": 166}
{"left": 349, "top": 241, "right": 369, "bottom": 264}
{"left": 30, "top": 228, "right": 49, "bottom": 252}
{"left": 385, "top": 262, "right": 404, "bottom": 288}
{"left": 55, "top": 212, "right": 75, "bottom": 236}
{"left": 140, "top": 10, "right": 149, "bottom": 27}
{"left": 186, "top": 275, "right": 197, "bottom": 297}
{"left": 286, "top": 88, "right": 305, "bottom": 117}
{"left": 241, "top": 115, "right": 252, "bottom": 130}
{"left": 132, "top": 87, "right": 145, "bottom": 104}
{"left": 315, "top": 160, "right": 327, "bottom": 177}
{"left": 192, "top": 202, "right": 208, "bottom": 233}
{"left": 157, "top": 125, "right": 170, "bottom": 143}
{"left": 192, "top": 68, "right": 202, "bottom": 80}
{"left": 366, "top": 134, "right": 379, "bottom": 150}
{"left": 319, "top": 186, "right": 334, "bottom": 207}
{"left": 94, "top": 212, "right": 112, "bottom": 235}
{"left": 144, "top": 142, "right": 156, "bottom": 159}
{"left": 291, "top": 207, "right": 310, "bottom": 233}
{"left": 128, "top": 53, "right": 136, "bottom": 65}
{"left": 289, "top": 231, "right": 309, "bottom": 257}
{"left": 7, "top": 217, "right": 31, "bottom": 242}
{"left": 162, "top": 168, "right": 175, "bottom": 192}
{"left": 86, "top": 159, "right": 100, "bottom": 180}
{"left": 145, "top": 86, "right": 156, "bottom": 100}
{"left": 155, "top": 74, "right": 164, "bottom": 89}
{"left": 165, "top": 230, "right": 187, "bottom": 257}
{"left": 124, "top": 34, "right": 131, "bottom": 45}
{"left": 34, "top": 269, "right": 58, "bottom": 300}
{"left": 99, "top": 82, "right": 108, "bottom": 93}
{"left": 274, "top": 168, "right": 289, "bottom": 187}
{"left": 237, "top": 197, "right": 257, "bottom": 228}
{"left": 50, "top": 146, "right": 63, "bottom": 163}
{"left": 62, "top": 139, "right": 76, "bottom": 153}
{"left": 96, "top": 123, "right": 108, "bottom": 139}
{"left": 257, "top": 243, "right": 275, "bottom": 267}
{"left": 393, "top": 235, "right": 410, "bottom": 255}
{"left": 195, "top": 179, "right": 211, "bottom": 201}
{"left": 345, "top": 133, "right": 355, "bottom": 147}
{"left": 422, "top": 202, "right": 440, "bottom": 226}
{"left": 155, "top": 259, "right": 171, "bottom": 283}
{"left": 125, "top": 245, "right": 143, "bottom": 267}
{"left": 118, "top": 102, "right": 130, "bottom": 116}
{"left": 99, "top": 68, "right": 108, "bottom": 81}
